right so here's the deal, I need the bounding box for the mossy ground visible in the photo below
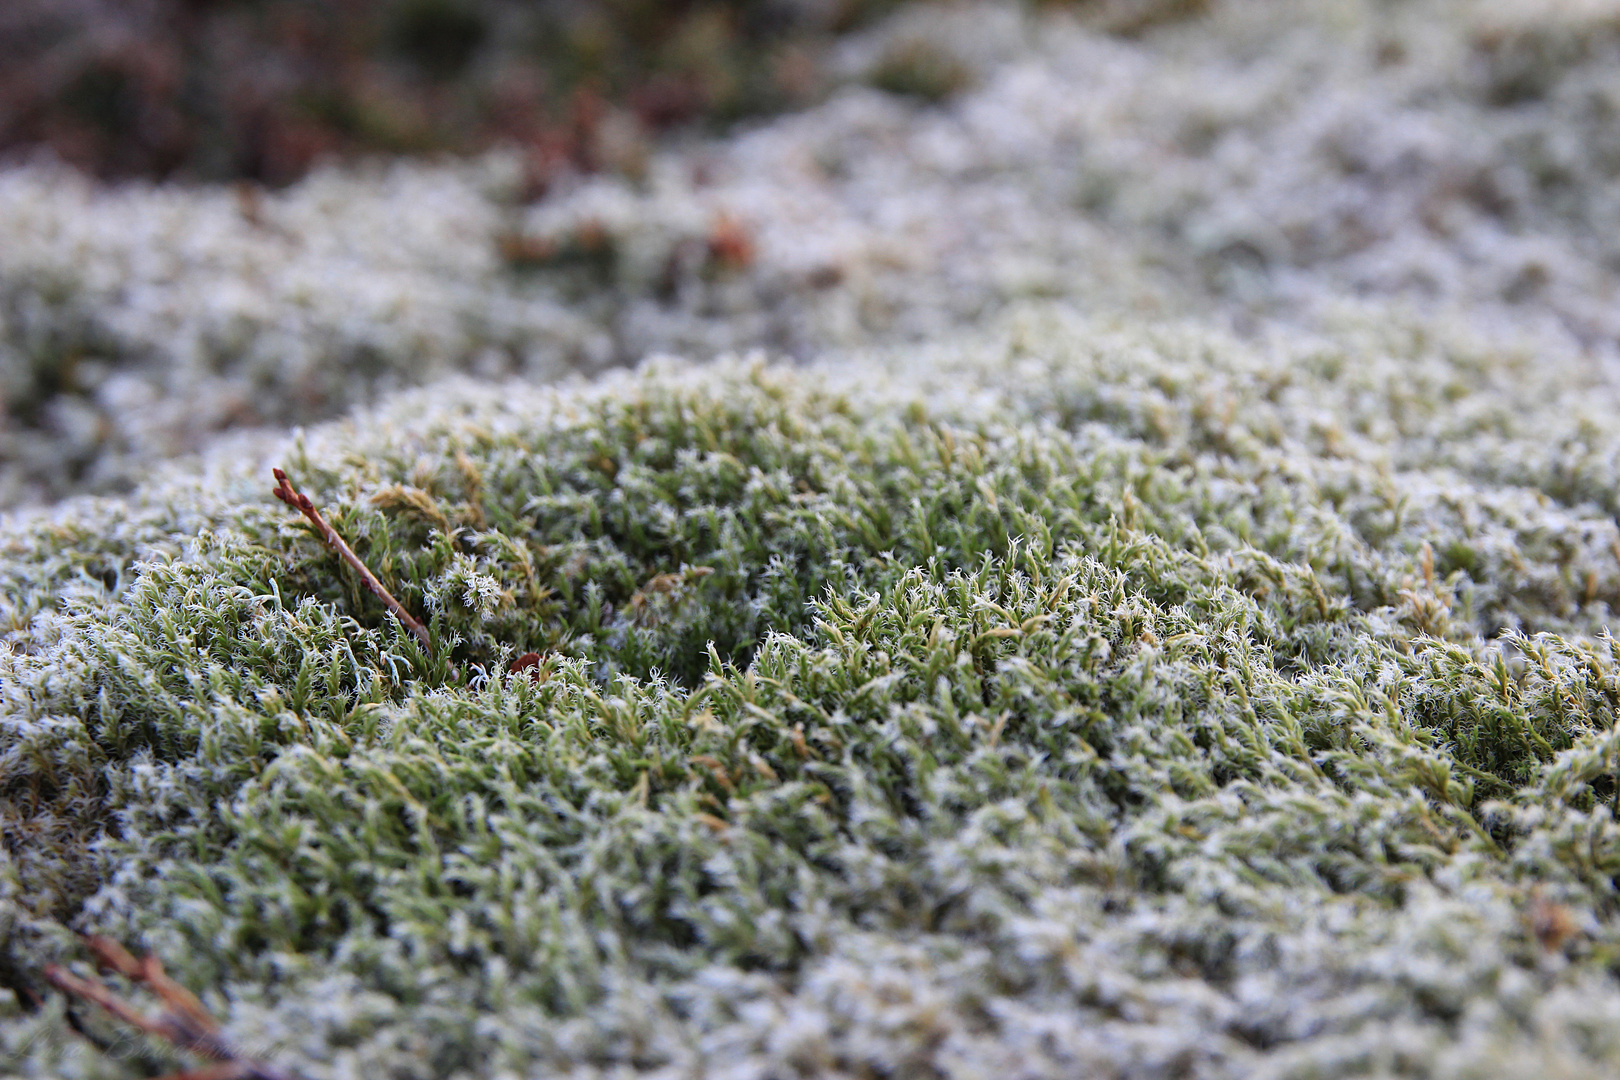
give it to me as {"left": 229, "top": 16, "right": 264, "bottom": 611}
{"left": 6, "top": 306, "right": 1620, "bottom": 1076}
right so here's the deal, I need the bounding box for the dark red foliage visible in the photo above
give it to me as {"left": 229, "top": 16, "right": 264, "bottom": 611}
{"left": 0, "top": 0, "right": 886, "bottom": 186}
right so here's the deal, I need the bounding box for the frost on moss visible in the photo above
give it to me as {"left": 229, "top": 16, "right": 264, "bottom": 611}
{"left": 12, "top": 0, "right": 1620, "bottom": 508}
{"left": 6, "top": 308, "right": 1620, "bottom": 1077}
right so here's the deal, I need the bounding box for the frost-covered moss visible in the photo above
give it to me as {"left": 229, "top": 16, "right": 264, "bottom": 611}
{"left": 12, "top": 0, "right": 1620, "bottom": 507}
{"left": 7, "top": 306, "right": 1620, "bottom": 1077}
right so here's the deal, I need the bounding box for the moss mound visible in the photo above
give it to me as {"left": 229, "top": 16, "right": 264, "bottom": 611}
{"left": 7, "top": 309, "right": 1620, "bottom": 1076}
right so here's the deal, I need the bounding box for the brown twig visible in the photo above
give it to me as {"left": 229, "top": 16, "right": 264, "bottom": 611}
{"left": 44, "top": 936, "right": 299, "bottom": 1080}
{"left": 272, "top": 467, "right": 432, "bottom": 651}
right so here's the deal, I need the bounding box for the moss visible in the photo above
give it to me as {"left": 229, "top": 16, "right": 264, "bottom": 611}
{"left": 6, "top": 312, "right": 1620, "bottom": 1074}
{"left": 867, "top": 38, "right": 975, "bottom": 102}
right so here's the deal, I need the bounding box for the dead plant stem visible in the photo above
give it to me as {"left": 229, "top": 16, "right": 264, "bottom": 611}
{"left": 271, "top": 467, "right": 432, "bottom": 650}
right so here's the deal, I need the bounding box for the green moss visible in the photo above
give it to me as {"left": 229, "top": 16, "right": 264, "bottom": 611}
{"left": 8, "top": 318, "right": 1620, "bottom": 1075}
{"left": 867, "top": 38, "right": 975, "bottom": 102}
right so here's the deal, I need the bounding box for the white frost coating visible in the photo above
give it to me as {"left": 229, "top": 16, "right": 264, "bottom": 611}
{"left": 7, "top": 0, "right": 1620, "bottom": 505}
{"left": 5, "top": 322, "right": 1620, "bottom": 1075}
{"left": 5, "top": 7, "right": 1620, "bottom": 1070}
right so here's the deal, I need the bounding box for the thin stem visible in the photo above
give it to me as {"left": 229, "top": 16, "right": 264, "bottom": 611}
{"left": 272, "top": 468, "right": 432, "bottom": 651}
{"left": 43, "top": 936, "right": 300, "bottom": 1080}
{"left": 86, "top": 936, "right": 218, "bottom": 1037}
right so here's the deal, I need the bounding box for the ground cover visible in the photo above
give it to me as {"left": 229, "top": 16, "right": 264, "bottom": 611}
{"left": 6, "top": 304, "right": 1620, "bottom": 1076}
{"left": 8, "top": 1, "right": 1620, "bottom": 1075}
{"left": 10, "top": 0, "right": 1620, "bottom": 507}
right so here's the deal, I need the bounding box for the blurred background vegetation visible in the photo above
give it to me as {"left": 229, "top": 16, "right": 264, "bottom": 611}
{"left": 0, "top": 0, "right": 902, "bottom": 187}
{"left": 0, "top": 0, "right": 1199, "bottom": 188}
